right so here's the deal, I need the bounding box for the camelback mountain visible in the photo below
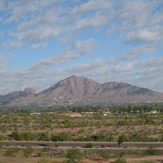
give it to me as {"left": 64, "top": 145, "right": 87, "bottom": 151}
{"left": 0, "top": 75, "right": 163, "bottom": 106}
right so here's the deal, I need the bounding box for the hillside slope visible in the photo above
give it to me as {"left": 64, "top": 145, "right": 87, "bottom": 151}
{"left": 0, "top": 75, "right": 163, "bottom": 106}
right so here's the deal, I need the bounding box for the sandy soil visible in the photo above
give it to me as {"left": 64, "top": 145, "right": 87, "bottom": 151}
{"left": 0, "top": 156, "right": 163, "bottom": 163}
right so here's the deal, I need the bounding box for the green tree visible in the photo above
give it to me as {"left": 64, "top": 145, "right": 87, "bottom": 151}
{"left": 9, "top": 131, "right": 20, "bottom": 140}
{"left": 118, "top": 135, "right": 125, "bottom": 147}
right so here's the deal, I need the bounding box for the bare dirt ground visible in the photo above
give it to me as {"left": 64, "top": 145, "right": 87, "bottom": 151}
{"left": 0, "top": 157, "right": 65, "bottom": 163}
{"left": 0, "top": 155, "right": 163, "bottom": 163}
{"left": 124, "top": 156, "right": 163, "bottom": 163}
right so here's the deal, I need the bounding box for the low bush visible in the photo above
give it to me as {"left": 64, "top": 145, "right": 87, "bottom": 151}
{"left": 66, "top": 149, "right": 83, "bottom": 162}
{"left": 96, "top": 150, "right": 110, "bottom": 160}
{"left": 144, "top": 147, "right": 161, "bottom": 155}
{"left": 85, "top": 143, "right": 94, "bottom": 148}
{"left": 114, "top": 158, "right": 127, "bottom": 163}
{"left": 5, "top": 148, "right": 19, "bottom": 157}
{"left": 51, "top": 132, "right": 72, "bottom": 141}
{"left": 23, "top": 147, "right": 34, "bottom": 157}
{"left": 37, "top": 158, "right": 55, "bottom": 163}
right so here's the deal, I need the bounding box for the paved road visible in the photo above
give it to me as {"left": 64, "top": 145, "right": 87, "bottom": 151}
{"left": 0, "top": 141, "right": 163, "bottom": 148}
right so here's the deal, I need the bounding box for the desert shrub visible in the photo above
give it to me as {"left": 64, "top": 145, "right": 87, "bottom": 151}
{"left": 66, "top": 149, "right": 83, "bottom": 162}
{"left": 128, "top": 133, "right": 149, "bottom": 142}
{"left": 42, "top": 146, "right": 51, "bottom": 152}
{"left": 20, "top": 132, "right": 37, "bottom": 141}
{"left": 73, "top": 136, "right": 85, "bottom": 141}
{"left": 161, "top": 133, "right": 163, "bottom": 141}
{"left": 85, "top": 143, "right": 94, "bottom": 148}
{"left": 9, "top": 131, "right": 20, "bottom": 140}
{"left": 37, "top": 158, "right": 56, "bottom": 163}
{"left": 36, "top": 152, "right": 43, "bottom": 157}
{"left": 77, "top": 129, "right": 85, "bottom": 134}
{"left": 51, "top": 132, "right": 72, "bottom": 141}
{"left": 23, "top": 147, "right": 34, "bottom": 157}
{"left": 119, "top": 149, "right": 143, "bottom": 156}
{"left": 5, "top": 148, "right": 19, "bottom": 157}
{"left": 53, "top": 150, "right": 66, "bottom": 158}
{"left": 144, "top": 147, "right": 160, "bottom": 155}
{"left": 9, "top": 131, "right": 37, "bottom": 141}
{"left": 90, "top": 131, "right": 114, "bottom": 141}
{"left": 117, "top": 120, "right": 129, "bottom": 126}
{"left": 63, "top": 120, "right": 75, "bottom": 128}
{"left": 96, "top": 150, "right": 110, "bottom": 160}
{"left": 144, "top": 118, "right": 156, "bottom": 125}
{"left": 114, "top": 158, "right": 127, "bottom": 163}
{"left": 0, "top": 135, "right": 6, "bottom": 140}
{"left": 82, "top": 150, "right": 91, "bottom": 157}
{"left": 37, "top": 132, "right": 49, "bottom": 141}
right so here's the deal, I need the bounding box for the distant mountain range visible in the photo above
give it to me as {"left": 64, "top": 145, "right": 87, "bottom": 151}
{"left": 0, "top": 75, "right": 163, "bottom": 106}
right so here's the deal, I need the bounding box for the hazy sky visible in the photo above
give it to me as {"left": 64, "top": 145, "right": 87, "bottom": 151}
{"left": 0, "top": 0, "right": 163, "bottom": 94}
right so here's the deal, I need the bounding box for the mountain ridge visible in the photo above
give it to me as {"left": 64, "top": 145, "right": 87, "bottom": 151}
{"left": 0, "top": 75, "right": 163, "bottom": 106}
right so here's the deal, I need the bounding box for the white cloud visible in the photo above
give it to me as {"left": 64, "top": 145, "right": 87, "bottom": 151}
{"left": 71, "top": 0, "right": 112, "bottom": 15}
{"left": 125, "top": 27, "right": 162, "bottom": 44}
{"left": 0, "top": 0, "right": 163, "bottom": 95}
{"left": 119, "top": 45, "right": 156, "bottom": 60}
{"left": 29, "top": 39, "right": 95, "bottom": 71}
{"left": 118, "top": 0, "right": 161, "bottom": 25}
{"left": 114, "top": 62, "right": 136, "bottom": 72}
{"left": 16, "top": 6, "right": 64, "bottom": 32}
{"left": 107, "top": 0, "right": 163, "bottom": 35}
{"left": 2, "top": 0, "right": 162, "bottom": 49}
{"left": 75, "top": 11, "right": 109, "bottom": 29}
{"left": 4, "top": 0, "right": 62, "bottom": 23}
{"left": 9, "top": 41, "right": 21, "bottom": 49}
{"left": 0, "top": 56, "right": 163, "bottom": 94}
{"left": 12, "top": 26, "right": 69, "bottom": 43}
{"left": 67, "top": 56, "right": 163, "bottom": 92}
{"left": 30, "top": 42, "right": 48, "bottom": 50}
{"left": 0, "top": 58, "right": 6, "bottom": 69}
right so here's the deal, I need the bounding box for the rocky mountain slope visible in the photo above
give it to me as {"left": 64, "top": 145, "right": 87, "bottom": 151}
{"left": 0, "top": 88, "right": 36, "bottom": 105}
{"left": 0, "top": 75, "right": 163, "bottom": 106}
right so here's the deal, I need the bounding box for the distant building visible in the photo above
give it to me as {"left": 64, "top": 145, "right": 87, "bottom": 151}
{"left": 30, "top": 112, "right": 41, "bottom": 115}
{"left": 149, "top": 110, "right": 159, "bottom": 114}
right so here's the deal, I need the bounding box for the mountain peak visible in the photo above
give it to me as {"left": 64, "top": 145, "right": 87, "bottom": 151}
{"left": 59, "top": 75, "right": 100, "bottom": 85}
{"left": 65, "top": 75, "right": 89, "bottom": 80}
{"left": 64, "top": 75, "right": 83, "bottom": 81}
{"left": 69, "top": 75, "right": 77, "bottom": 78}
{"left": 1, "top": 76, "right": 163, "bottom": 106}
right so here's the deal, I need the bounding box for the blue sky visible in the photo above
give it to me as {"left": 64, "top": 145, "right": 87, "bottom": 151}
{"left": 0, "top": 0, "right": 163, "bottom": 94}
